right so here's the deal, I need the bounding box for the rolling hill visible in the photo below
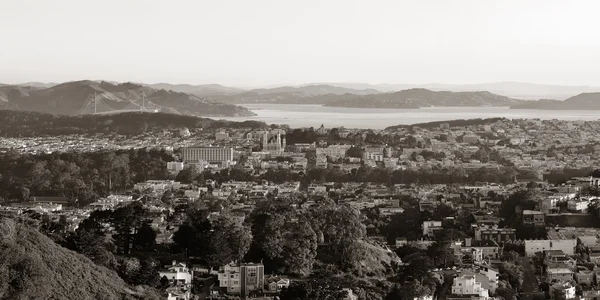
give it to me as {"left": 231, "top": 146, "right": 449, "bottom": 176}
{"left": 0, "top": 217, "right": 161, "bottom": 300}
{"left": 510, "top": 92, "right": 600, "bottom": 110}
{"left": 0, "top": 110, "right": 268, "bottom": 137}
{"left": 147, "top": 83, "right": 244, "bottom": 96}
{"left": 0, "top": 80, "right": 254, "bottom": 117}
{"left": 212, "top": 87, "right": 523, "bottom": 108}
{"left": 312, "top": 82, "right": 600, "bottom": 100}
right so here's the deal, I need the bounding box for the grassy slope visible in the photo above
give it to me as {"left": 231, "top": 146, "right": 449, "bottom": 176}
{"left": 0, "top": 218, "right": 160, "bottom": 300}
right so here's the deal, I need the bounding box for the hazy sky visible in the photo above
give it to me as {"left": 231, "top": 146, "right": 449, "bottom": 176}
{"left": 2, "top": 0, "right": 599, "bottom": 87}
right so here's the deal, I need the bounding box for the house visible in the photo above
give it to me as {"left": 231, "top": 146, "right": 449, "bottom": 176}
{"left": 568, "top": 198, "right": 591, "bottom": 213}
{"left": 474, "top": 264, "right": 499, "bottom": 293}
{"left": 264, "top": 276, "right": 290, "bottom": 294}
{"left": 550, "top": 282, "right": 576, "bottom": 300}
{"left": 577, "top": 270, "right": 595, "bottom": 286}
{"left": 166, "top": 286, "right": 192, "bottom": 300}
{"left": 522, "top": 210, "right": 545, "bottom": 227}
{"left": 423, "top": 220, "right": 443, "bottom": 237}
{"left": 461, "top": 238, "right": 500, "bottom": 260}
{"left": 547, "top": 265, "right": 574, "bottom": 282}
{"left": 474, "top": 226, "right": 516, "bottom": 243}
{"left": 582, "top": 289, "right": 600, "bottom": 300}
{"left": 159, "top": 261, "right": 193, "bottom": 285}
{"left": 450, "top": 273, "right": 489, "bottom": 300}
{"left": 590, "top": 246, "right": 600, "bottom": 264}
{"left": 217, "top": 262, "right": 265, "bottom": 297}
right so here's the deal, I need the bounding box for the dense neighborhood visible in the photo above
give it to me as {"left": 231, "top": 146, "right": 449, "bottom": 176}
{"left": 3, "top": 116, "right": 600, "bottom": 300}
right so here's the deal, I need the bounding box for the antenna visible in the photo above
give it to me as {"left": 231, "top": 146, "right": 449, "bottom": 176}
{"left": 141, "top": 92, "right": 145, "bottom": 112}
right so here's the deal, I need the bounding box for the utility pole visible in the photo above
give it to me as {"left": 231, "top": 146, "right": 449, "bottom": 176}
{"left": 94, "top": 92, "right": 97, "bottom": 114}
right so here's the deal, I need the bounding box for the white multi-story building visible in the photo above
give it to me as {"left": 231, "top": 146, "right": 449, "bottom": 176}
{"left": 550, "top": 282, "right": 576, "bottom": 300}
{"left": 316, "top": 145, "right": 352, "bottom": 158}
{"left": 215, "top": 131, "right": 230, "bottom": 141}
{"left": 167, "top": 161, "right": 185, "bottom": 173}
{"left": 217, "top": 262, "right": 265, "bottom": 297}
{"left": 568, "top": 198, "right": 591, "bottom": 212}
{"left": 451, "top": 274, "right": 489, "bottom": 300}
{"left": 181, "top": 147, "right": 234, "bottom": 164}
{"left": 524, "top": 239, "right": 577, "bottom": 257}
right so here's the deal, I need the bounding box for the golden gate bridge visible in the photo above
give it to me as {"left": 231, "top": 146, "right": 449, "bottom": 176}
{"left": 77, "top": 92, "right": 159, "bottom": 115}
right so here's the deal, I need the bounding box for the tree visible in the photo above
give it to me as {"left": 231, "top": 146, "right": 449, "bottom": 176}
{"left": 110, "top": 201, "right": 148, "bottom": 254}
{"left": 386, "top": 280, "right": 432, "bottom": 300}
{"left": 279, "top": 279, "right": 348, "bottom": 300}
{"left": 173, "top": 213, "right": 252, "bottom": 269}
{"left": 499, "top": 262, "right": 524, "bottom": 291}
{"left": 495, "top": 287, "right": 517, "bottom": 300}
{"left": 500, "top": 250, "right": 519, "bottom": 263}
{"left": 62, "top": 225, "right": 117, "bottom": 269}
{"left": 248, "top": 203, "right": 318, "bottom": 276}
{"left": 347, "top": 146, "right": 364, "bottom": 158}
{"left": 133, "top": 221, "right": 157, "bottom": 252}
{"left": 175, "top": 165, "right": 200, "bottom": 184}
{"left": 400, "top": 255, "right": 434, "bottom": 283}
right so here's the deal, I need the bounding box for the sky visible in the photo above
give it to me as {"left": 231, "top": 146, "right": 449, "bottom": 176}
{"left": 1, "top": 0, "right": 600, "bottom": 87}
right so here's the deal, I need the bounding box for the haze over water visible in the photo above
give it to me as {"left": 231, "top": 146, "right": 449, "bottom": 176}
{"left": 215, "top": 104, "right": 600, "bottom": 129}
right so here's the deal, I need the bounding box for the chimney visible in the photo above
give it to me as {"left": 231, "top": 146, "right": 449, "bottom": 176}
{"left": 172, "top": 260, "right": 176, "bottom": 266}
{"left": 465, "top": 237, "right": 472, "bottom": 247}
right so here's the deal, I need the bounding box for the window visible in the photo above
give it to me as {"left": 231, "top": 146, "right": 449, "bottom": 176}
{"left": 233, "top": 281, "right": 238, "bottom": 285}
{"left": 230, "top": 275, "right": 234, "bottom": 278}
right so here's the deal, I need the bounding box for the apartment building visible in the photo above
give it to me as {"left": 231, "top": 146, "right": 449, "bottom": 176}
{"left": 217, "top": 262, "right": 265, "bottom": 297}
{"left": 181, "top": 146, "right": 234, "bottom": 164}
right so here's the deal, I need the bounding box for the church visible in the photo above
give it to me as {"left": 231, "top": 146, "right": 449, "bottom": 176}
{"left": 262, "top": 131, "right": 286, "bottom": 155}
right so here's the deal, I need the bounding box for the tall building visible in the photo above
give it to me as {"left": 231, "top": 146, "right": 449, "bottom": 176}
{"left": 262, "top": 131, "right": 286, "bottom": 155}
{"left": 181, "top": 147, "right": 233, "bottom": 164}
{"left": 217, "top": 262, "right": 265, "bottom": 297}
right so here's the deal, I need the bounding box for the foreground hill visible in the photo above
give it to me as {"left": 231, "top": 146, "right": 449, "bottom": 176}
{"left": 0, "top": 218, "right": 160, "bottom": 300}
{"left": 213, "top": 87, "right": 523, "bottom": 108}
{"left": 0, "top": 110, "right": 267, "bottom": 137}
{"left": 510, "top": 92, "right": 600, "bottom": 110}
{"left": 0, "top": 80, "right": 254, "bottom": 117}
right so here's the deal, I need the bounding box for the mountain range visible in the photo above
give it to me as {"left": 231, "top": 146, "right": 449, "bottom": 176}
{"left": 304, "top": 82, "right": 600, "bottom": 100}
{"left": 0, "top": 80, "right": 254, "bottom": 117}
{"left": 1, "top": 80, "right": 600, "bottom": 114}
{"left": 510, "top": 92, "right": 600, "bottom": 110}
{"left": 208, "top": 87, "right": 524, "bottom": 108}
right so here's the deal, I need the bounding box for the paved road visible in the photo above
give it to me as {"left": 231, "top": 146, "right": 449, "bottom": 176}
{"left": 435, "top": 271, "right": 456, "bottom": 300}
{"left": 518, "top": 257, "right": 539, "bottom": 293}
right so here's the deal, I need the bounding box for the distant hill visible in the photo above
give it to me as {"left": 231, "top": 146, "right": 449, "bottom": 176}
{"left": 0, "top": 80, "right": 254, "bottom": 117}
{"left": 209, "top": 84, "right": 381, "bottom": 104}
{"left": 312, "top": 82, "right": 600, "bottom": 100}
{"left": 318, "top": 89, "right": 522, "bottom": 109}
{"left": 0, "top": 110, "right": 268, "bottom": 137}
{"left": 385, "top": 117, "right": 506, "bottom": 131}
{"left": 148, "top": 83, "right": 244, "bottom": 96}
{"left": 18, "top": 82, "right": 58, "bottom": 88}
{"left": 510, "top": 92, "right": 600, "bottom": 110}
{"left": 212, "top": 87, "right": 522, "bottom": 108}
{"left": 0, "top": 218, "right": 161, "bottom": 300}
